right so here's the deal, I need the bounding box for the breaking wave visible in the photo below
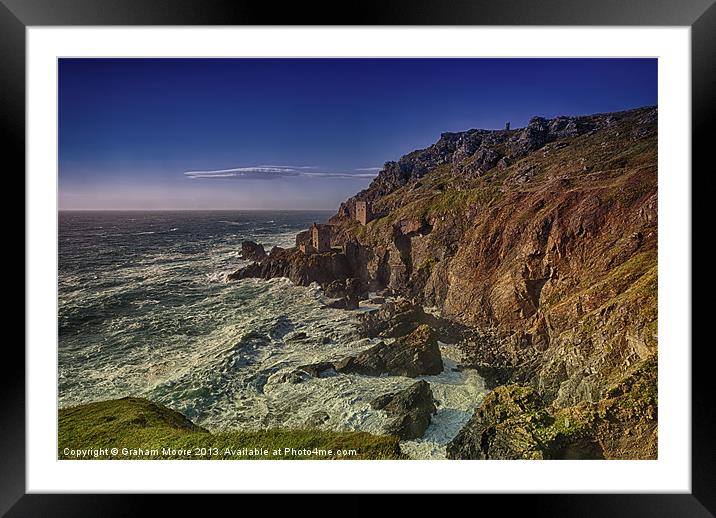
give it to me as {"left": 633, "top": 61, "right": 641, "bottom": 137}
{"left": 58, "top": 210, "right": 487, "bottom": 459}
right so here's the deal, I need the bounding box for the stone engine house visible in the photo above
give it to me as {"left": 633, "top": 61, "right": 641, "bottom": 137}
{"left": 309, "top": 223, "right": 331, "bottom": 253}
{"left": 355, "top": 200, "right": 373, "bottom": 225}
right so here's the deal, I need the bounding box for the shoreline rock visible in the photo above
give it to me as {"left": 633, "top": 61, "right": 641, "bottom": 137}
{"left": 275, "top": 324, "right": 445, "bottom": 385}
{"left": 446, "top": 355, "right": 657, "bottom": 460}
{"left": 371, "top": 380, "right": 437, "bottom": 440}
{"left": 240, "top": 240, "right": 266, "bottom": 262}
{"left": 228, "top": 247, "right": 352, "bottom": 288}
{"left": 335, "top": 324, "right": 443, "bottom": 378}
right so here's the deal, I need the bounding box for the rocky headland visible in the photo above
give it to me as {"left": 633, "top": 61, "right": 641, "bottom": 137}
{"left": 228, "top": 106, "right": 658, "bottom": 459}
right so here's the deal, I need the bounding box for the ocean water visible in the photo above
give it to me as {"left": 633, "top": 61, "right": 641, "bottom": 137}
{"left": 58, "top": 210, "right": 488, "bottom": 459}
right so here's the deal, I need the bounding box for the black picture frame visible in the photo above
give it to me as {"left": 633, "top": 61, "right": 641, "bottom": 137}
{"left": 5, "top": 0, "right": 711, "bottom": 515}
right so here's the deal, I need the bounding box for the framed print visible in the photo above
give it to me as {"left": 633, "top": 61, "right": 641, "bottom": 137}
{"left": 6, "top": 0, "right": 712, "bottom": 515}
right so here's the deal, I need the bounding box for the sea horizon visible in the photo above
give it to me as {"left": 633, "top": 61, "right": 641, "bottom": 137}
{"left": 58, "top": 208, "right": 337, "bottom": 212}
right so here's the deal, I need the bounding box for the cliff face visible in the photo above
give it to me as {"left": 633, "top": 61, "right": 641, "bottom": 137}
{"left": 329, "top": 106, "right": 657, "bottom": 416}
{"left": 229, "top": 106, "right": 658, "bottom": 458}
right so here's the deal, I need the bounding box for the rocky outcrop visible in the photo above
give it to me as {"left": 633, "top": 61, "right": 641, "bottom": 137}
{"left": 446, "top": 355, "right": 657, "bottom": 459}
{"left": 227, "top": 106, "right": 658, "bottom": 459}
{"left": 323, "top": 277, "right": 364, "bottom": 310}
{"left": 445, "top": 384, "right": 552, "bottom": 459}
{"left": 240, "top": 240, "right": 266, "bottom": 262}
{"left": 357, "top": 298, "right": 466, "bottom": 343}
{"left": 284, "top": 324, "right": 444, "bottom": 380}
{"left": 228, "top": 247, "right": 352, "bottom": 288}
{"left": 328, "top": 106, "right": 657, "bottom": 414}
{"left": 357, "top": 299, "right": 434, "bottom": 338}
{"left": 371, "top": 380, "right": 437, "bottom": 439}
{"left": 325, "top": 296, "right": 359, "bottom": 310}
{"left": 335, "top": 324, "right": 443, "bottom": 377}
{"left": 324, "top": 277, "right": 363, "bottom": 299}
{"left": 295, "top": 230, "right": 311, "bottom": 247}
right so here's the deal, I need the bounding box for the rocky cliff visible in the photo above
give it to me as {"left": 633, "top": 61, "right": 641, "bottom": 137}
{"left": 230, "top": 106, "right": 658, "bottom": 459}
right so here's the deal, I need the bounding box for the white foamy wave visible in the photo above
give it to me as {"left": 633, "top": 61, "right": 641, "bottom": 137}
{"left": 58, "top": 211, "right": 486, "bottom": 459}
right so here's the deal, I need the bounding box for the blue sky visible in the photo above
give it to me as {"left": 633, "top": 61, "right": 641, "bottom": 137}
{"left": 58, "top": 58, "right": 657, "bottom": 210}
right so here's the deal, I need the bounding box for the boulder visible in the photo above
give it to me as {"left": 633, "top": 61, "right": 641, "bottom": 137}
{"left": 357, "top": 299, "right": 432, "bottom": 338}
{"left": 324, "top": 280, "right": 347, "bottom": 298}
{"left": 240, "top": 240, "right": 267, "bottom": 262}
{"left": 324, "top": 277, "right": 363, "bottom": 299}
{"left": 371, "top": 380, "right": 437, "bottom": 439}
{"left": 270, "top": 370, "right": 310, "bottom": 384}
{"left": 296, "top": 362, "right": 337, "bottom": 378}
{"left": 446, "top": 384, "right": 549, "bottom": 460}
{"left": 304, "top": 411, "right": 331, "bottom": 428}
{"left": 269, "top": 361, "right": 337, "bottom": 385}
{"left": 325, "top": 296, "right": 359, "bottom": 310}
{"left": 335, "top": 324, "right": 443, "bottom": 377}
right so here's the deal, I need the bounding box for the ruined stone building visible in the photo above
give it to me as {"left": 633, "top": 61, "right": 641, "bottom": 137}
{"left": 310, "top": 223, "right": 332, "bottom": 253}
{"left": 355, "top": 200, "right": 372, "bottom": 225}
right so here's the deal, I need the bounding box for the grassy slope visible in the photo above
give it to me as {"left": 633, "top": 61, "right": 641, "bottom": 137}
{"left": 59, "top": 397, "right": 406, "bottom": 460}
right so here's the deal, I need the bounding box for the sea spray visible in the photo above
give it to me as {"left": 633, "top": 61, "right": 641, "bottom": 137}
{"left": 58, "top": 210, "right": 488, "bottom": 459}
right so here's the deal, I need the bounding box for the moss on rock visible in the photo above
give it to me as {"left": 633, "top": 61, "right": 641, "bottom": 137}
{"left": 447, "top": 354, "right": 657, "bottom": 459}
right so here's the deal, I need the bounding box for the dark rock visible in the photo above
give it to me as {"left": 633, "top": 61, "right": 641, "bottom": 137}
{"left": 271, "top": 361, "right": 337, "bottom": 384}
{"left": 240, "top": 240, "right": 266, "bottom": 262}
{"left": 345, "top": 277, "right": 363, "bottom": 297}
{"left": 295, "top": 230, "right": 311, "bottom": 247}
{"left": 380, "top": 320, "right": 418, "bottom": 339}
{"left": 326, "top": 296, "right": 359, "bottom": 310}
{"left": 446, "top": 384, "right": 549, "bottom": 460}
{"left": 357, "top": 299, "right": 433, "bottom": 338}
{"left": 304, "top": 411, "right": 331, "bottom": 428}
{"left": 356, "top": 298, "right": 465, "bottom": 343}
{"left": 324, "top": 277, "right": 364, "bottom": 300}
{"left": 296, "top": 362, "right": 337, "bottom": 378}
{"left": 324, "top": 280, "right": 347, "bottom": 298}
{"left": 228, "top": 247, "right": 352, "bottom": 288}
{"left": 335, "top": 324, "right": 443, "bottom": 378}
{"left": 370, "top": 380, "right": 437, "bottom": 439}
{"left": 285, "top": 331, "right": 308, "bottom": 342}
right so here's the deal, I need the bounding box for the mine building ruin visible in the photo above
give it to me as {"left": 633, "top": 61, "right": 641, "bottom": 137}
{"left": 310, "top": 223, "right": 332, "bottom": 253}
{"left": 355, "top": 200, "right": 373, "bottom": 225}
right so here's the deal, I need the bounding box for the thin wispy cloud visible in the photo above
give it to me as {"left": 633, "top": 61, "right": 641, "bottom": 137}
{"left": 184, "top": 165, "right": 380, "bottom": 180}
{"left": 353, "top": 166, "right": 383, "bottom": 171}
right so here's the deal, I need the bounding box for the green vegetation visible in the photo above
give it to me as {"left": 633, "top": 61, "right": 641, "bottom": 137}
{"left": 479, "top": 355, "right": 657, "bottom": 459}
{"left": 59, "top": 397, "right": 406, "bottom": 460}
{"left": 547, "top": 250, "right": 657, "bottom": 324}
{"left": 354, "top": 184, "right": 498, "bottom": 247}
{"left": 604, "top": 354, "right": 658, "bottom": 418}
